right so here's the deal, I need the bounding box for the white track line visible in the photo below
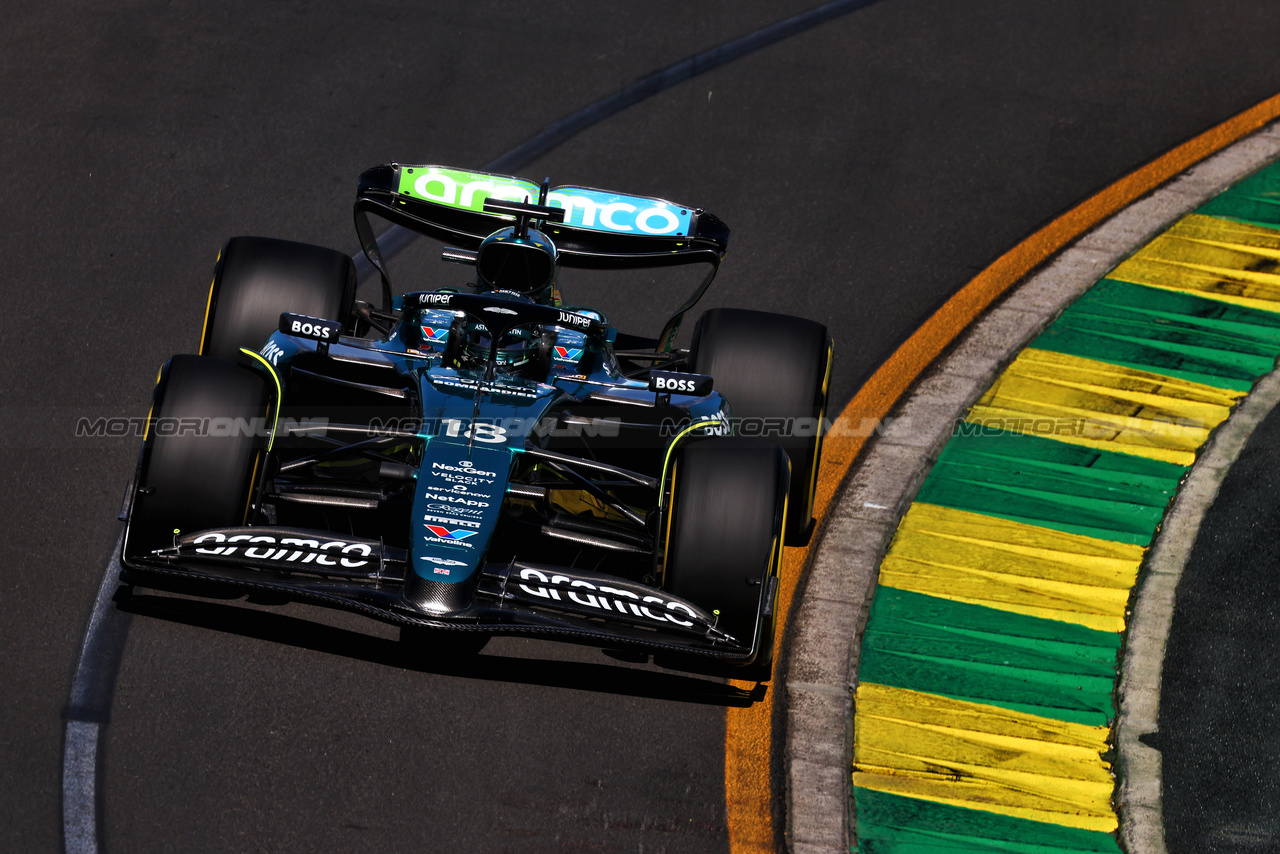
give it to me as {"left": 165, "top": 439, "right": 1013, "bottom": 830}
{"left": 62, "top": 530, "right": 126, "bottom": 854}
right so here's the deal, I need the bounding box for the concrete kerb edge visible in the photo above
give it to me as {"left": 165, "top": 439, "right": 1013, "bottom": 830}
{"left": 783, "top": 119, "right": 1280, "bottom": 853}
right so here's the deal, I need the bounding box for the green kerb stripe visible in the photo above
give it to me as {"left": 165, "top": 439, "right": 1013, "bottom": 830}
{"left": 915, "top": 430, "right": 1185, "bottom": 546}
{"left": 1198, "top": 165, "right": 1280, "bottom": 228}
{"left": 858, "top": 588, "right": 1118, "bottom": 727}
{"left": 853, "top": 787, "right": 1123, "bottom": 853}
{"left": 1030, "top": 279, "right": 1280, "bottom": 390}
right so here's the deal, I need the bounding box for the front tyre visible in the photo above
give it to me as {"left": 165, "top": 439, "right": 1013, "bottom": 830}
{"left": 690, "top": 308, "right": 831, "bottom": 546}
{"left": 125, "top": 355, "right": 270, "bottom": 556}
{"left": 200, "top": 236, "right": 357, "bottom": 360}
{"left": 662, "top": 438, "right": 790, "bottom": 672}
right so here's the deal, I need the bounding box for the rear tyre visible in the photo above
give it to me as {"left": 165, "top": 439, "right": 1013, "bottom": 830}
{"left": 690, "top": 308, "right": 831, "bottom": 546}
{"left": 125, "top": 355, "right": 270, "bottom": 556}
{"left": 200, "top": 236, "right": 357, "bottom": 360}
{"left": 662, "top": 438, "right": 789, "bottom": 673}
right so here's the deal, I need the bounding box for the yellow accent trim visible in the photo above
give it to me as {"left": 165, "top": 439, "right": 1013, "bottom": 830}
{"left": 966, "top": 348, "right": 1243, "bottom": 466}
{"left": 853, "top": 683, "right": 1116, "bottom": 832}
{"left": 198, "top": 247, "right": 222, "bottom": 355}
{"left": 242, "top": 452, "right": 261, "bottom": 524}
{"left": 802, "top": 338, "right": 835, "bottom": 520}
{"left": 657, "top": 419, "right": 729, "bottom": 509}
{"left": 658, "top": 459, "right": 678, "bottom": 588}
{"left": 238, "top": 348, "right": 283, "bottom": 451}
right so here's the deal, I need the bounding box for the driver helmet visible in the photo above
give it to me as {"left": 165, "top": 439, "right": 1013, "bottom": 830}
{"left": 475, "top": 227, "right": 558, "bottom": 303}
{"left": 464, "top": 323, "right": 537, "bottom": 373}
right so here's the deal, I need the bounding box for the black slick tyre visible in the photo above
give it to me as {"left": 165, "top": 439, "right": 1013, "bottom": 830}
{"left": 689, "top": 307, "right": 831, "bottom": 546}
{"left": 200, "top": 236, "right": 357, "bottom": 360}
{"left": 662, "top": 438, "right": 789, "bottom": 671}
{"left": 125, "top": 355, "right": 270, "bottom": 556}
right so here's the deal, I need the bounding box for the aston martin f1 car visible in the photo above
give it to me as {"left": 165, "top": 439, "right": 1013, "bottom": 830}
{"left": 120, "top": 164, "right": 832, "bottom": 672}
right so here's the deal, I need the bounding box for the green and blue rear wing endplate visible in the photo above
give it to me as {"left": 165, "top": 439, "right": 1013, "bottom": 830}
{"left": 354, "top": 164, "right": 731, "bottom": 350}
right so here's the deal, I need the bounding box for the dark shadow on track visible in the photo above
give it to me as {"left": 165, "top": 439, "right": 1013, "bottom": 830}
{"left": 114, "top": 588, "right": 766, "bottom": 708}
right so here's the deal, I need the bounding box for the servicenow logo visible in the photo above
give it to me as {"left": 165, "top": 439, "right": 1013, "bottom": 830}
{"left": 397, "top": 167, "right": 693, "bottom": 237}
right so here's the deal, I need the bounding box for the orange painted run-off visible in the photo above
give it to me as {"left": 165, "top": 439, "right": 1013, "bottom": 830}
{"left": 723, "top": 90, "right": 1280, "bottom": 853}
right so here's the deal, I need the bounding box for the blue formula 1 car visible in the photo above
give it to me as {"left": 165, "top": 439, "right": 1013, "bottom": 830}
{"left": 120, "top": 164, "right": 832, "bottom": 673}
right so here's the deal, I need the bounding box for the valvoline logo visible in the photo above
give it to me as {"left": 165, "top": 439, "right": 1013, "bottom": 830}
{"left": 425, "top": 525, "right": 477, "bottom": 541}
{"left": 554, "top": 346, "right": 583, "bottom": 361}
{"left": 421, "top": 326, "right": 450, "bottom": 343}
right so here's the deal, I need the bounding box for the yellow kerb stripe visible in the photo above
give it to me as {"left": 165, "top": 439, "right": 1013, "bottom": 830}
{"left": 878, "top": 503, "right": 1144, "bottom": 632}
{"left": 966, "top": 349, "right": 1243, "bottom": 466}
{"left": 853, "top": 683, "right": 1116, "bottom": 832}
{"left": 1109, "top": 213, "right": 1280, "bottom": 313}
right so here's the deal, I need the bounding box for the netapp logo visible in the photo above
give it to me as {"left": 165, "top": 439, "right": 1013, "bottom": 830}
{"left": 419, "top": 490, "right": 489, "bottom": 508}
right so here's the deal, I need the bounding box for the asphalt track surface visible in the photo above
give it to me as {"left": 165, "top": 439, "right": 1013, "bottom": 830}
{"left": 7, "top": 3, "right": 1280, "bottom": 852}
{"left": 1161, "top": 400, "right": 1280, "bottom": 854}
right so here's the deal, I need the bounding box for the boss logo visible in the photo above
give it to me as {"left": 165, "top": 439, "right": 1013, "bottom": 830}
{"left": 648, "top": 371, "right": 713, "bottom": 396}
{"left": 279, "top": 312, "right": 342, "bottom": 342}
{"left": 260, "top": 340, "right": 286, "bottom": 366}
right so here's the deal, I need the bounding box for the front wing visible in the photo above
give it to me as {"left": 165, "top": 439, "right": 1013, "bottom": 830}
{"left": 121, "top": 526, "right": 772, "bottom": 663}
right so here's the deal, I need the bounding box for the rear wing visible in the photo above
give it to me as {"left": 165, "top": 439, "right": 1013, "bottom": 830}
{"left": 354, "top": 164, "right": 731, "bottom": 349}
